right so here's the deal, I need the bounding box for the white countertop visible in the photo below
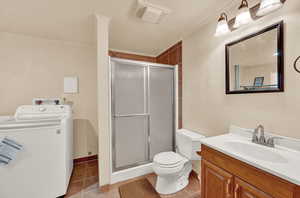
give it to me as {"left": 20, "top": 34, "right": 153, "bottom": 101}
{"left": 200, "top": 129, "right": 300, "bottom": 185}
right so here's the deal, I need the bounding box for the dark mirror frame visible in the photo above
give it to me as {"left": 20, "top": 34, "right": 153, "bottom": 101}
{"left": 225, "top": 21, "right": 284, "bottom": 94}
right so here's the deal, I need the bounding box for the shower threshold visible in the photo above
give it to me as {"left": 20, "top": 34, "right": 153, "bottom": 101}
{"left": 111, "top": 163, "right": 153, "bottom": 184}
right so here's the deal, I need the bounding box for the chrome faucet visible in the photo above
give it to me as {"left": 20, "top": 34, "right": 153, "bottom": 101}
{"left": 252, "top": 125, "right": 266, "bottom": 144}
{"left": 266, "top": 136, "right": 283, "bottom": 147}
{"left": 252, "top": 125, "right": 282, "bottom": 147}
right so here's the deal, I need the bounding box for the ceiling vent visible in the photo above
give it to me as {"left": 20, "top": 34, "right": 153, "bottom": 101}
{"left": 136, "top": 0, "right": 171, "bottom": 24}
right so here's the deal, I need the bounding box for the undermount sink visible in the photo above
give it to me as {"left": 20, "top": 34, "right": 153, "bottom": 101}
{"left": 224, "top": 141, "right": 288, "bottom": 163}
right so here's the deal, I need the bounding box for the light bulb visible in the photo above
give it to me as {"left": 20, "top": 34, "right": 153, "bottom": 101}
{"left": 215, "top": 13, "right": 230, "bottom": 36}
{"left": 257, "top": 0, "right": 283, "bottom": 16}
{"left": 234, "top": 0, "right": 253, "bottom": 28}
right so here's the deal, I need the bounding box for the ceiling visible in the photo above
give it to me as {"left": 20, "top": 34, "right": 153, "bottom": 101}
{"left": 0, "top": 0, "right": 258, "bottom": 56}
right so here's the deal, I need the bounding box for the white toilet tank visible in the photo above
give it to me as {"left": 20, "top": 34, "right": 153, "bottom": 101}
{"left": 176, "top": 129, "right": 205, "bottom": 160}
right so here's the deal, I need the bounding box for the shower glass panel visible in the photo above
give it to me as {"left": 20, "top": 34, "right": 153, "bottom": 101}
{"left": 149, "top": 67, "right": 174, "bottom": 159}
{"left": 111, "top": 58, "right": 175, "bottom": 172}
{"left": 114, "top": 116, "right": 148, "bottom": 169}
{"left": 113, "top": 63, "right": 146, "bottom": 115}
{"left": 112, "top": 62, "right": 149, "bottom": 171}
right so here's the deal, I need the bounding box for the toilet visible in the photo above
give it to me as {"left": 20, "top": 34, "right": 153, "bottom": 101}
{"left": 153, "top": 129, "right": 205, "bottom": 195}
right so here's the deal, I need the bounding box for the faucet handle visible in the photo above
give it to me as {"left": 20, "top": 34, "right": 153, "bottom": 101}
{"left": 266, "top": 136, "right": 283, "bottom": 147}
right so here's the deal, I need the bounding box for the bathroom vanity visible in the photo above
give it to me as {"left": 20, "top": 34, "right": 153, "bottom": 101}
{"left": 199, "top": 127, "right": 300, "bottom": 198}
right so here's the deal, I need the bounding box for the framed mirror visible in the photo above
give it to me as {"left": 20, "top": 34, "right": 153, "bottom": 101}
{"left": 226, "top": 21, "right": 284, "bottom": 94}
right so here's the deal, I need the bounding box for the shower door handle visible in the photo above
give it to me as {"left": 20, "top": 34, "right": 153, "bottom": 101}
{"left": 113, "top": 114, "right": 150, "bottom": 118}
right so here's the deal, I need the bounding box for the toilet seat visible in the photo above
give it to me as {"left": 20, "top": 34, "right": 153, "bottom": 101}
{"left": 154, "top": 152, "right": 186, "bottom": 168}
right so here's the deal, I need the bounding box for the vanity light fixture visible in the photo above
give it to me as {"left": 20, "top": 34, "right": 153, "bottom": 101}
{"left": 257, "top": 0, "right": 283, "bottom": 16}
{"left": 215, "top": 13, "right": 231, "bottom": 36}
{"left": 233, "top": 0, "right": 253, "bottom": 28}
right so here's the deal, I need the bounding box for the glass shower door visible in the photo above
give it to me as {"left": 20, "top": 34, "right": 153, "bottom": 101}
{"left": 112, "top": 61, "right": 149, "bottom": 171}
{"left": 111, "top": 59, "right": 175, "bottom": 172}
{"left": 149, "top": 67, "right": 175, "bottom": 159}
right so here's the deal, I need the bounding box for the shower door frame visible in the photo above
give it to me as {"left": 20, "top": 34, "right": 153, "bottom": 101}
{"left": 110, "top": 57, "right": 177, "bottom": 172}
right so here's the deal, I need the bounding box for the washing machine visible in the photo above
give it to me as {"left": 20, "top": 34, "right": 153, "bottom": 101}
{"left": 0, "top": 105, "right": 73, "bottom": 198}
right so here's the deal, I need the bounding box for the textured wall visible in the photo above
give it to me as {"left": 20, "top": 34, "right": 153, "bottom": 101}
{"left": 0, "top": 32, "right": 98, "bottom": 159}
{"left": 183, "top": 1, "right": 300, "bottom": 173}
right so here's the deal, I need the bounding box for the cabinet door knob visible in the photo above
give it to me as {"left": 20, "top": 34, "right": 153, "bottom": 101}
{"left": 234, "top": 184, "right": 240, "bottom": 198}
{"left": 56, "top": 130, "right": 61, "bottom": 134}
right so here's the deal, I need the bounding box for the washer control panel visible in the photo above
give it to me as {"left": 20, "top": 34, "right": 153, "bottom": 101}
{"left": 32, "top": 98, "right": 61, "bottom": 105}
{"left": 15, "top": 105, "right": 71, "bottom": 120}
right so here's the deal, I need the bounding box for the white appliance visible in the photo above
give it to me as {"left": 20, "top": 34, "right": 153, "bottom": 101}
{"left": 0, "top": 105, "right": 73, "bottom": 198}
{"left": 153, "top": 129, "right": 205, "bottom": 195}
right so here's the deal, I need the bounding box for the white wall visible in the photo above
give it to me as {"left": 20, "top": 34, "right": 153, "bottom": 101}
{"left": 183, "top": 1, "right": 300, "bottom": 172}
{"left": 0, "top": 32, "right": 98, "bottom": 159}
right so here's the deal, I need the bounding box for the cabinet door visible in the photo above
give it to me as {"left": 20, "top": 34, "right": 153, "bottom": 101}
{"left": 201, "top": 160, "right": 234, "bottom": 198}
{"left": 234, "top": 178, "right": 274, "bottom": 198}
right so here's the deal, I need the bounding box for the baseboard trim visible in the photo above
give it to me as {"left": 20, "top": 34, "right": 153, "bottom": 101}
{"left": 99, "top": 184, "right": 111, "bottom": 193}
{"left": 111, "top": 163, "right": 153, "bottom": 184}
{"left": 74, "top": 155, "right": 98, "bottom": 164}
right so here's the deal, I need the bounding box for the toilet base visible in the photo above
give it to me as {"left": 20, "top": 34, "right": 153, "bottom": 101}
{"left": 155, "top": 162, "right": 192, "bottom": 195}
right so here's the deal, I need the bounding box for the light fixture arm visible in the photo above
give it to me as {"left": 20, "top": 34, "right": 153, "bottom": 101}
{"left": 218, "top": 13, "right": 228, "bottom": 22}
{"left": 239, "top": 0, "right": 249, "bottom": 9}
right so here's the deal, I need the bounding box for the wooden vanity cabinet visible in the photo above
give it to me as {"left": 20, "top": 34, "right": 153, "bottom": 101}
{"left": 202, "top": 160, "right": 271, "bottom": 198}
{"left": 200, "top": 145, "right": 300, "bottom": 198}
{"left": 234, "top": 177, "right": 273, "bottom": 198}
{"left": 202, "top": 160, "right": 233, "bottom": 198}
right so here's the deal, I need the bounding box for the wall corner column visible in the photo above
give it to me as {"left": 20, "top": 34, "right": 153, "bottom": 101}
{"left": 95, "top": 14, "right": 111, "bottom": 187}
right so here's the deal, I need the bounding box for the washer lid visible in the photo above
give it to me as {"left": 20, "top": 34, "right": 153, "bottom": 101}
{"left": 153, "top": 152, "right": 184, "bottom": 165}
{"left": 15, "top": 105, "right": 71, "bottom": 121}
{"left": 0, "top": 116, "right": 14, "bottom": 122}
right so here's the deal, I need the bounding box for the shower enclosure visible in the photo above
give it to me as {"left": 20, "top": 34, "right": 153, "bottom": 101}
{"left": 110, "top": 58, "right": 176, "bottom": 172}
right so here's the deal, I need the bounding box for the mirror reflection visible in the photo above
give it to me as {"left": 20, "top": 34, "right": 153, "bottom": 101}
{"left": 226, "top": 22, "right": 284, "bottom": 94}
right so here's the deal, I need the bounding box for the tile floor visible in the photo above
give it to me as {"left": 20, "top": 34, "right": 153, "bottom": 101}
{"left": 66, "top": 160, "right": 201, "bottom": 198}
{"left": 66, "top": 160, "right": 99, "bottom": 197}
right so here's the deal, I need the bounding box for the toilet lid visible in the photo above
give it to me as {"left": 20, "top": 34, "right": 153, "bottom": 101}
{"left": 153, "top": 152, "right": 184, "bottom": 166}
